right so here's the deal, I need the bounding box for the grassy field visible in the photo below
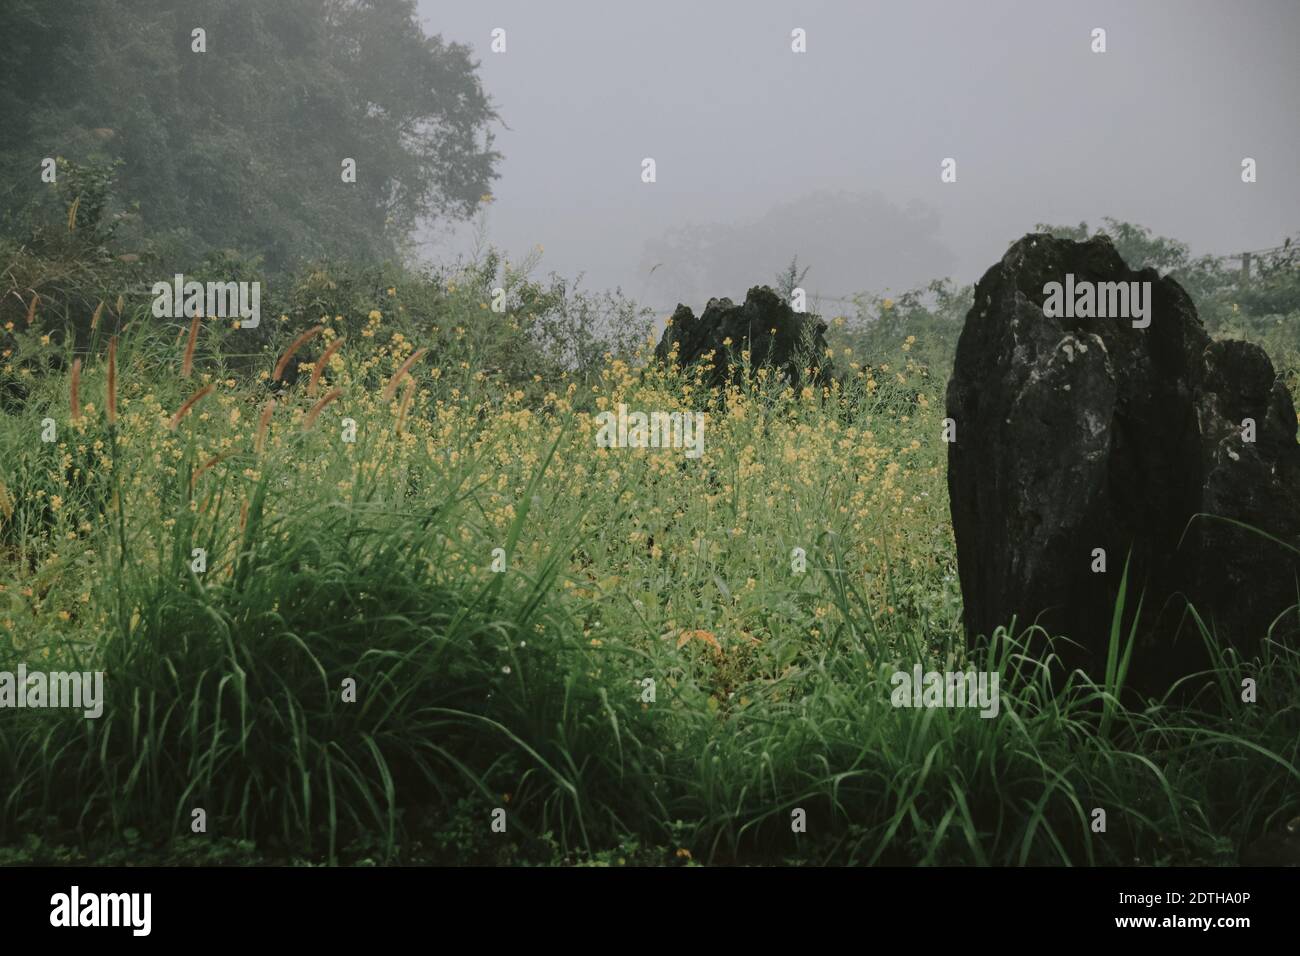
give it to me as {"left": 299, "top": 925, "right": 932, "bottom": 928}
{"left": 1, "top": 278, "right": 1298, "bottom": 866}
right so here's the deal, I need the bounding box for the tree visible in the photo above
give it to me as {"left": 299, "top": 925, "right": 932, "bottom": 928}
{"left": 1032, "top": 218, "right": 1230, "bottom": 307}
{"left": 0, "top": 0, "right": 501, "bottom": 272}
{"left": 773, "top": 256, "right": 811, "bottom": 302}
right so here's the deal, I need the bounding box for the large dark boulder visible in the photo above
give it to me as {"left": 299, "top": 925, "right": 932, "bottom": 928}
{"left": 946, "top": 233, "right": 1300, "bottom": 690}
{"left": 654, "top": 286, "right": 835, "bottom": 392}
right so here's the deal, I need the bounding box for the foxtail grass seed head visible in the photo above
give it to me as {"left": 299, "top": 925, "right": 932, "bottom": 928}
{"left": 256, "top": 399, "right": 276, "bottom": 453}
{"left": 91, "top": 300, "right": 104, "bottom": 330}
{"left": 303, "top": 388, "right": 342, "bottom": 431}
{"left": 382, "top": 347, "right": 427, "bottom": 401}
{"left": 309, "top": 335, "right": 345, "bottom": 396}
{"left": 25, "top": 292, "right": 38, "bottom": 325}
{"left": 274, "top": 324, "right": 323, "bottom": 381}
{"left": 191, "top": 452, "right": 229, "bottom": 491}
{"left": 69, "top": 358, "right": 82, "bottom": 420}
{"left": 106, "top": 336, "right": 118, "bottom": 425}
{"left": 396, "top": 378, "right": 416, "bottom": 434}
{"left": 169, "top": 384, "right": 214, "bottom": 430}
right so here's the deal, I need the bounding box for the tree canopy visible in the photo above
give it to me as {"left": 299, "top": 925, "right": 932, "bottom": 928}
{"left": 0, "top": 0, "right": 500, "bottom": 271}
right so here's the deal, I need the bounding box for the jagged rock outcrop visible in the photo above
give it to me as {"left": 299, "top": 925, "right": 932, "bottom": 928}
{"left": 946, "top": 233, "right": 1300, "bottom": 690}
{"left": 654, "top": 286, "right": 835, "bottom": 392}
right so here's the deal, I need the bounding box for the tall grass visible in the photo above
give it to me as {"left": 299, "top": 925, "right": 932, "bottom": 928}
{"left": 0, "top": 285, "right": 1297, "bottom": 865}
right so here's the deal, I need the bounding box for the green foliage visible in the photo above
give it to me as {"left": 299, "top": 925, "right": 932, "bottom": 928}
{"left": 773, "top": 256, "right": 811, "bottom": 302}
{"left": 0, "top": 220, "right": 1296, "bottom": 866}
{"left": 0, "top": 429, "right": 661, "bottom": 863}
{"left": 1033, "top": 218, "right": 1300, "bottom": 332}
{"left": 0, "top": 0, "right": 500, "bottom": 272}
{"left": 825, "top": 220, "right": 1299, "bottom": 389}
{"left": 1212, "top": 241, "right": 1300, "bottom": 395}
{"left": 1036, "top": 218, "right": 1207, "bottom": 278}
{"left": 0, "top": 238, "right": 654, "bottom": 415}
{"left": 824, "top": 278, "right": 972, "bottom": 384}
{"left": 1235, "top": 239, "right": 1300, "bottom": 317}
{"left": 1, "top": 291, "right": 1296, "bottom": 866}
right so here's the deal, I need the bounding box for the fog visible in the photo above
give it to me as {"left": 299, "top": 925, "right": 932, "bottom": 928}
{"left": 416, "top": 0, "right": 1300, "bottom": 313}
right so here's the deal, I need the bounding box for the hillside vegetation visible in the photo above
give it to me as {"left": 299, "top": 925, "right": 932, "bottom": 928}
{"left": 2, "top": 227, "right": 1298, "bottom": 865}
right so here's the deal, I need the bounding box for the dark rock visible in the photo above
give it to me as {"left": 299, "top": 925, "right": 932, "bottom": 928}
{"left": 654, "top": 286, "right": 835, "bottom": 393}
{"left": 946, "top": 233, "right": 1300, "bottom": 690}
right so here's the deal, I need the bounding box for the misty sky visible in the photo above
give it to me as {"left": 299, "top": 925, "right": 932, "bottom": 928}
{"left": 416, "top": 0, "right": 1300, "bottom": 315}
